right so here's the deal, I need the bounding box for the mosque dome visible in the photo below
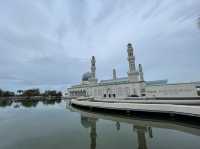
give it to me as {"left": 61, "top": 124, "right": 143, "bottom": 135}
{"left": 82, "top": 72, "right": 92, "bottom": 81}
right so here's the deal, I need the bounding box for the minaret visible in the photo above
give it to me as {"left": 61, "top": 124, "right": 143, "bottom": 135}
{"left": 113, "top": 69, "right": 117, "bottom": 80}
{"left": 91, "top": 56, "right": 96, "bottom": 79}
{"left": 127, "top": 43, "right": 139, "bottom": 82}
{"left": 139, "top": 63, "right": 145, "bottom": 96}
{"left": 139, "top": 64, "right": 144, "bottom": 81}
{"left": 127, "top": 43, "right": 136, "bottom": 72}
{"left": 90, "top": 56, "right": 97, "bottom": 84}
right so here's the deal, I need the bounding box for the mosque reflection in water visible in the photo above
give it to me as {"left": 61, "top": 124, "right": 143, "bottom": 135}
{"left": 80, "top": 115, "right": 153, "bottom": 149}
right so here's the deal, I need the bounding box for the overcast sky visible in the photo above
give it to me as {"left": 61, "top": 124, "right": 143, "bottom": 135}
{"left": 0, "top": 0, "right": 200, "bottom": 91}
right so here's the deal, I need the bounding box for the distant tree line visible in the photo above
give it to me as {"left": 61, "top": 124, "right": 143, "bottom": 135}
{"left": 17, "top": 89, "right": 62, "bottom": 97}
{"left": 0, "top": 89, "right": 15, "bottom": 97}
{"left": 0, "top": 88, "right": 62, "bottom": 97}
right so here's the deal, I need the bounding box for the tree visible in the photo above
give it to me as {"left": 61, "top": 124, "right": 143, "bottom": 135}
{"left": 0, "top": 89, "right": 2, "bottom": 97}
{"left": 57, "top": 91, "right": 62, "bottom": 97}
{"left": 43, "top": 90, "right": 62, "bottom": 97}
{"left": 0, "top": 89, "right": 15, "bottom": 97}
{"left": 22, "top": 89, "right": 40, "bottom": 97}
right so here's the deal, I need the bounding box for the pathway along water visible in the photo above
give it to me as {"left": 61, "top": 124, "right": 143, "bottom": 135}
{"left": 0, "top": 99, "right": 200, "bottom": 149}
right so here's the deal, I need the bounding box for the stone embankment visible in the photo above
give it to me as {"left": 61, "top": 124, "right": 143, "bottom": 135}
{"left": 70, "top": 97, "right": 200, "bottom": 118}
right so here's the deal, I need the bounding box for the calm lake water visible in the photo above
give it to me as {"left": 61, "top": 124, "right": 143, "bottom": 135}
{"left": 0, "top": 100, "right": 200, "bottom": 149}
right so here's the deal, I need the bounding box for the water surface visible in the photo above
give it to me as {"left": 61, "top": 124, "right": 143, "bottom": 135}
{"left": 0, "top": 100, "right": 200, "bottom": 149}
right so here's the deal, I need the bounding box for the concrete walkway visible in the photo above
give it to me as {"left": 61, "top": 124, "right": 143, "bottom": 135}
{"left": 90, "top": 98, "right": 200, "bottom": 105}
{"left": 71, "top": 99, "right": 200, "bottom": 117}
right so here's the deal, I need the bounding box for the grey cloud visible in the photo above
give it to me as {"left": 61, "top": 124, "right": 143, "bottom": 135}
{"left": 198, "top": 17, "right": 200, "bottom": 29}
{"left": 0, "top": 0, "right": 200, "bottom": 91}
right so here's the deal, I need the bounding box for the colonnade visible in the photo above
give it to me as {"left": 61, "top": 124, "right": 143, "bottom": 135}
{"left": 70, "top": 90, "right": 87, "bottom": 97}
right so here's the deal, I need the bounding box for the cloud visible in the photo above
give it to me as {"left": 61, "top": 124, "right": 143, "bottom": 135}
{"left": 0, "top": 0, "right": 200, "bottom": 91}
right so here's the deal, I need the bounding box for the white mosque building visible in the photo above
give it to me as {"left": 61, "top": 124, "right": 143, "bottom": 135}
{"left": 67, "top": 43, "right": 200, "bottom": 98}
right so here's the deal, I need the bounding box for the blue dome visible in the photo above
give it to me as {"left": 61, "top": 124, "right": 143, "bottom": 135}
{"left": 82, "top": 72, "right": 92, "bottom": 81}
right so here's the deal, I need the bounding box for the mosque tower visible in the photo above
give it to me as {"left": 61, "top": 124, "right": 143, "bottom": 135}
{"left": 139, "top": 64, "right": 144, "bottom": 82}
{"left": 127, "top": 43, "right": 139, "bottom": 82}
{"left": 113, "top": 69, "right": 117, "bottom": 80}
{"left": 91, "top": 56, "right": 96, "bottom": 79}
{"left": 90, "top": 56, "right": 98, "bottom": 84}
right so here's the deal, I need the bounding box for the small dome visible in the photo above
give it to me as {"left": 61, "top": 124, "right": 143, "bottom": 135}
{"left": 82, "top": 72, "right": 92, "bottom": 81}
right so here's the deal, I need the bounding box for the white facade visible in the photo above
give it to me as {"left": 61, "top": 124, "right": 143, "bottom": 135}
{"left": 146, "top": 83, "right": 199, "bottom": 97}
{"left": 68, "top": 82, "right": 145, "bottom": 98}
{"left": 67, "top": 43, "right": 200, "bottom": 98}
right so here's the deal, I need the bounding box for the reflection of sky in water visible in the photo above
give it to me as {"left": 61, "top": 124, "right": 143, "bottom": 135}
{"left": 0, "top": 101, "right": 200, "bottom": 149}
